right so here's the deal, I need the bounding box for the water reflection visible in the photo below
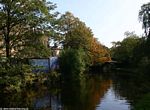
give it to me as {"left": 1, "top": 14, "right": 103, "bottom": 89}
{"left": 61, "top": 75, "right": 112, "bottom": 110}
{"left": 0, "top": 86, "right": 62, "bottom": 110}
{"left": 112, "top": 71, "right": 150, "bottom": 110}
{"left": 0, "top": 73, "right": 136, "bottom": 110}
{"left": 96, "top": 86, "right": 130, "bottom": 110}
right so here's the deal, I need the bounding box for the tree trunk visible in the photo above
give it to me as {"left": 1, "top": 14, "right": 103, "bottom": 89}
{"left": 148, "top": 30, "right": 150, "bottom": 38}
{"left": 5, "top": 37, "right": 10, "bottom": 59}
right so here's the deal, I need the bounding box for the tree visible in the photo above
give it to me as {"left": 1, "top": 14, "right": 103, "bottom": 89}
{"left": 57, "top": 12, "right": 111, "bottom": 66}
{"left": 57, "top": 12, "right": 93, "bottom": 50}
{"left": 138, "top": 2, "right": 150, "bottom": 71}
{"left": 90, "top": 38, "right": 111, "bottom": 64}
{"left": 139, "top": 2, "right": 150, "bottom": 37}
{"left": 60, "top": 48, "right": 86, "bottom": 76}
{"left": 111, "top": 32, "right": 140, "bottom": 65}
{"left": 0, "top": 0, "right": 57, "bottom": 59}
{"left": 55, "top": 12, "right": 94, "bottom": 66}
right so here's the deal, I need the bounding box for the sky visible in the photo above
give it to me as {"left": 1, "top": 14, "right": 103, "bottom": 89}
{"left": 50, "top": 0, "right": 149, "bottom": 47}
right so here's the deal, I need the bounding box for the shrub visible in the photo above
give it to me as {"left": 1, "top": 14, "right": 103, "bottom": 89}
{"left": 134, "top": 93, "right": 150, "bottom": 110}
{"left": 59, "top": 48, "right": 86, "bottom": 79}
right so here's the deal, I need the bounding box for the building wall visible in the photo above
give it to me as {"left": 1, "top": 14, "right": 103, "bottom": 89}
{"left": 51, "top": 49, "right": 60, "bottom": 56}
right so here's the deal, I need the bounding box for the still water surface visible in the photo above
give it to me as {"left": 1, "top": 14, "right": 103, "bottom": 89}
{"left": 96, "top": 86, "right": 130, "bottom": 110}
{"left": 0, "top": 73, "right": 134, "bottom": 110}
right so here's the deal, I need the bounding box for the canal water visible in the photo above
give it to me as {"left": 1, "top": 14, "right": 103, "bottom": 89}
{"left": 0, "top": 72, "right": 148, "bottom": 110}
{"left": 96, "top": 86, "right": 130, "bottom": 110}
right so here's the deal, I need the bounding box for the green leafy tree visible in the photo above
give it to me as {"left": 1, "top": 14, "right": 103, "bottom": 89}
{"left": 139, "top": 2, "right": 150, "bottom": 37}
{"left": 57, "top": 12, "right": 111, "bottom": 66}
{"left": 111, "top": 31, "right": 140, "bottom": 65}
{"left": 55, "top": 12, "right": 94, "bottom": 67}
{"left": 57, "top": 12, "right": 93, "bottom": 50}
{"left": 60, "top": 48, "right": 86, "bottom": 79}
{"left": 138, "top": 2, "right": 150, "bottom": 72}
{"left": 0, "top": 0, "right": 57, "bottom": 58}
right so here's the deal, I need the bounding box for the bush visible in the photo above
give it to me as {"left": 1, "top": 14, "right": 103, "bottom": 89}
{"left": 0, "top": 63, "right": 24, "bottom": 92}
{"left": 59, "top": 48, "right": 86, "bottom": 79}
{"left": 134, "top": 93, "right": 150, "bottom": 110}
{"left": 0, "top": 62, "right": 47, "bottom": 92}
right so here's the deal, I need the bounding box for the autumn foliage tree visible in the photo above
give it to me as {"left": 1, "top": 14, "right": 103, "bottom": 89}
{"left": 58, "top": 12, "right": 111, "bottom": 71}
{"left": 90, "top": 38, "right": 111, "bottom": 64}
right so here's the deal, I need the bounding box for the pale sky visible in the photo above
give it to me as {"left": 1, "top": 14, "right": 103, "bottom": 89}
{"left": 50, "top": 0, "right": 149, "bottom": 47}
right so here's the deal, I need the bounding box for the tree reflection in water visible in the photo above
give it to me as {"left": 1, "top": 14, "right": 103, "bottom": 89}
{"left": 1, "top": 72, "right": 148, "bottom": 110}
{"left": 61, "top": 74, "right": 112, "bottom": 110}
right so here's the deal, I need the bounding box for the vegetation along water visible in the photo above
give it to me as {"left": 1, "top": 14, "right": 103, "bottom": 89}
{"left": 0, "top": 0, "right": 150, "bottom": 110}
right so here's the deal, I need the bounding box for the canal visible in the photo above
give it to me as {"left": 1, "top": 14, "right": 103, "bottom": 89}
{"left": 0, "top": 71, "right": 149, "bottom": 110}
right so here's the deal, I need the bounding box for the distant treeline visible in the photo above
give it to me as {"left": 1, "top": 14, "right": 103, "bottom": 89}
{"left": 111, "top": 2, "right": 150, "bottom": 75}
